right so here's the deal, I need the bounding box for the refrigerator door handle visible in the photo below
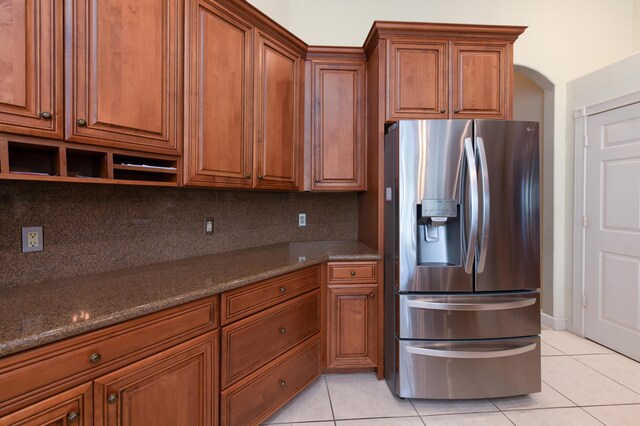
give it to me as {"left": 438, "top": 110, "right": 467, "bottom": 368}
{"left": 406, "top": 343, "right": 537, "bottom": 359}
{"left": 405, "top": 298, "right": 537, "bottom": 311}
{"left": 476, "top": 136, "right": 490, "bottom": 273}
{"left": 463, "top": 137, "right": 478, "bottom": 274}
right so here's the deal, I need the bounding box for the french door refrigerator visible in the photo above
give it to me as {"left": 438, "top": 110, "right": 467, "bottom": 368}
{"left": 384, "top": 120, "right": 541, "bottom": 399}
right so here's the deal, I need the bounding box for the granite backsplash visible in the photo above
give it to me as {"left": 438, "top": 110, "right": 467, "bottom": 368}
{"left": 0, "top": 181, "right": 358, "bottom": 288}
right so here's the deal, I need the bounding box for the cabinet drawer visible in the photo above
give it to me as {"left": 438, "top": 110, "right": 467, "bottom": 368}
{"left": 327, "top": 262, "right": 377, "bottom": 284}
{"left": 222, "top": 292, "right": 319, "bottom": 388}
{"left": 221, "top": 266, "right": 320, "bottom": 325}
{"left": 0, "top": 297, "right": 217, "bottom": 414}
{"left": 221, "top": 337, "right": 320, "bottom": 426}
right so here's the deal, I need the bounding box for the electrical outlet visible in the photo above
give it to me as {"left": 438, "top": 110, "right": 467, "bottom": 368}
{"left": 204, "top": 218, "right": 214, "bottom": 235}
{"left": 298, "top": 213, "right": 306, "bottom": 227}
{"left": 22, "top": 226, "right": 43, "bottom": 253}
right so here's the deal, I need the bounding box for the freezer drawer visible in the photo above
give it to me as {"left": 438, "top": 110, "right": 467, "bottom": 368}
{"left": 395, "top": 336, "right": 540, "bottom": 399}
{"left": 397, "top": 292, "right": 540, "bottom": 339}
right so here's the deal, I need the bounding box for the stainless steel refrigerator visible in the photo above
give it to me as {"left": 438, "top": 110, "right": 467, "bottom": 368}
{"left": 384, "top": 120, "right": 541, "bottom": 399}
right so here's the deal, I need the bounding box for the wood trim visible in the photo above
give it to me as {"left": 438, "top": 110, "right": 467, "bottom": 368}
{"left": 306, "top": 46, "right": 366, "bottom": 61}
{"left": 0, "top": 139, "right": 8, "bottom": 174}
{"left": 376, "top": 260, "right": 384, "bottom": 379}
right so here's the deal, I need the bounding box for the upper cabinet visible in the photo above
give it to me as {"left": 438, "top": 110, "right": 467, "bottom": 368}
{"left": 253, "top": 31, "right": 302, "bottom": 191}
{"left": 308, "top": 49, "right": 366, "bottom": 191}
{"left": 183, "top": 0, "right": 253, "bottom": 188}
{"left": 0, "top": 0, "right": 63, "bottom": 138}
{"left": 380, "top": 23, "right": 525, "bottom": 121}
{"left": 65, "top": 0, "right": 182, "bottom": 155}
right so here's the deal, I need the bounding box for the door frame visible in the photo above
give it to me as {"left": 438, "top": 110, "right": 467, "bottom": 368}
{"left": 572, "top": 89, "right": 640, "bottom": 336}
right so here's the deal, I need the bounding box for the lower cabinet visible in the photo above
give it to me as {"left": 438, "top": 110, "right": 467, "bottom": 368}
{"left": 93, "top": 332, "right": 218, "bottom": 426}
{"left": 324, "top": 261, "right": 380, "bottom": 373}
{"left": 0, "top": 383, "right": 92, "bottom": 426}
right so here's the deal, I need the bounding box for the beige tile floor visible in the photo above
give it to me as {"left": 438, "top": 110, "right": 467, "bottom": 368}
{"left": 262, "top": 329, "right": 640, "bottom": 425}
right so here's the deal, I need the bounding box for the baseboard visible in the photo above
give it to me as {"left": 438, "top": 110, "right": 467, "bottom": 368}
{"left": 541, "top": 312, "right": 573, "bottom": 331}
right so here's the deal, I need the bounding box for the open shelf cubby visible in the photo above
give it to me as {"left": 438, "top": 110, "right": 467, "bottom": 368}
{"left": 67, "top": 149, "right": 108, "bottom": 179}
{"left": 8, "top": 142, "right": 60, "bottom": 177}
{"left": 112, "top": 154, "right": 178, "bottom": 183}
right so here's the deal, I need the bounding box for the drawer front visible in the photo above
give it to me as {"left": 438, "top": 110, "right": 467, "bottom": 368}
{"left": 221, "top": 337, "right": 320, "bottom": 426}
{"left": 327, "top": 262, "right": 377, "bottom": 284}
{"left": 222, "top": 292, "right": 319, "bottom": 388}
{"left": 0, "top": 297, "right": 217, "bottom": 412}
{"left": 396, "top": 336, "right": 541, "bottom": 399}
{"left": 221, "top": 266, "right": 320, "bottom": 325}
{"left": 398, "top": 292, "right": 540, "bottom": 339}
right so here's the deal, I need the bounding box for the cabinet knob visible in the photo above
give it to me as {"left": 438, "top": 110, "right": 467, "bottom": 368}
{"left": 107, "top": 393, "right": 118, "bottom": 404}
{"left": 440, "top": 109, "right": 446, "bottom": 114}
{"left": 369, "top": 292, "right": 376, "bottom": 299}
{"left": 454, "top": 109, "right": 460, "bottom": 114}
{"left": 245, "top": 174, "right": 251, "bottom": 179}
{"left": 314, "top": 178, "right": 320, "bottom": 183}
{"left": 279, "top": 379, "right": 286, "bottom": 387}
{"left": 350, "top": 271, "right": 356, "bottom": 277}
{"left": 89, "top": 353, "right": 101, "bottom": 363}
{"left": 279, "top": 286, "right": 286, "bottom": 294}
{"left": 258, "top": 175, "right": 263, "bottom": 179}
{"left": 67, "top": 411, "right": 80, "bottom": 423}
{"left": 279, "top": 327, "right": 286, "bottom": 334}
{"left": 40, "top": 111, "right": 52, "bottom": 120}
{"left": 77, "top": 119, "right": 87, "bottom": 127}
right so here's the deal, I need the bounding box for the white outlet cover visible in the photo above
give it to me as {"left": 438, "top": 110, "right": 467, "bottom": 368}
{"left": 298, "top": 213, "right": 306, "bottom": 227}
{"left": 22, "top": 226, "right": 43, "bottom": 253}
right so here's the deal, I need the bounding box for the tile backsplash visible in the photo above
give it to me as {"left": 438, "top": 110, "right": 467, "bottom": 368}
{"left": 0, "top": 181, "right": 358, "bottom": 288}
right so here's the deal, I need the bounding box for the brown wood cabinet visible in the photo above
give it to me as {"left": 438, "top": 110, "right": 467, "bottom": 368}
{"left": 253, "top": 31, "right": 302, "bottom": 191}
{"left": 94, "top": 332, "right": 217, "bottom": 426}
{"left": 0, "top": 0, "right": 63, "bottom": 139}
{"left": 308, "top": 50, "right": 366, "bottom": 191}
{"left": 324, "top": 261, "right": 380, "bottom": 373}
{"left": 183, "top": 0, "right": 253, "bottom": 188}
{"left": 0, "top": 383, "right": 92, "bottom": 426}
{"left": 65, "top": 0, "right": 182, "bottom": 155}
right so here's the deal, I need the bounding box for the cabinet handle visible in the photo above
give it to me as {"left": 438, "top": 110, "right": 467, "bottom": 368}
{"left": 279, "top": 327, "right": 286, "bottom": 334}
{"left": 67, "top": 411, "right": 80, "bottom": 423}
{"left": 89, "top": 353, "right": 101, "bottom": 363}
{"left": 245, "top": 174, "right": 251, "bottom": 179}
{"left": 314, "top": 178, "right": 320, "bottom": 183}
{"left": 279, "top": 379, "right": 286, "bottom": 387}
{"left": 439, "top": 109, "right": 446, "bottom": 114}
{"left": 40, "top": 111, "right": 52, "bottom": 120}
{"left": 350, "top": 271, "right": 356, "bottom": 277}
{"left": 107, "top": 393, "right": 118, "bottom": 404}
{"left": 279, "top": 286, "right": 286, "bottom": 294}
{"left": 369, "top": 292, "right": 376, "bottom": 299}
{"left": 77, "top": 119, "right": 87, "bottom": 127}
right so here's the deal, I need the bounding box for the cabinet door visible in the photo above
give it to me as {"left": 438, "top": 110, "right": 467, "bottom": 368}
{"left": 451, "top": 42, "right": 510, "bottom": 119}
{"left": 0, "top": 0, "right": 63, "bottom": 138}
{"left": 93, "top": 332, "right": 217, "bottom": 426}
{"left": 184, "top": 0, "right": 253, "bottom": 188}
{"left": 254, "top": 31, "right": 302, "bottom": 190}
{"left": 326, "top": 286, "right": 377, "bottom": 370}
{"left": 388, "top": 40, "right": 448, "bottom": 120}
{"left": 67, "top": 0, "right": 182, "bottom": 154}
{"left": 311, "top": 62, "right": 365, "bottom": 191}
{"left": 0, "top": 383, "right": 92, "bottom": 426}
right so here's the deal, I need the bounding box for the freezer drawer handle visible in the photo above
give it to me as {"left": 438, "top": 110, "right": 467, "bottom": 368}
{"left": 405, "top": 298, "right": 536, "bottom": 311}
{"left": 406, "top": 342, "right": 537, "bottom": 359}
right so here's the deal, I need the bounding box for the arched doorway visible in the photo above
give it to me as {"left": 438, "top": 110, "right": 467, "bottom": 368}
{"left": 513, "top": 66, "right": 555, "bottom": 320}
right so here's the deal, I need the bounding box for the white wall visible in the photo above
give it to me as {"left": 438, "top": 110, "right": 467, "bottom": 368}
{"left": 635, "top": 0, "right": 640, "bottom": 50}
{"left": 248, "top": 0, "right": 638, "bottom": 320}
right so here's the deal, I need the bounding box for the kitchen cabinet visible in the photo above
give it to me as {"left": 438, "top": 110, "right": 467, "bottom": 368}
{"left": 308, "top": 51, "right": 366, "bottom": 191}
{"left": 324, "top": 262, "right": 379, "bottom": 372}
{"left": 0, "top": 383, "right": 92, "bottom": 426}
{"left": 65, "top": 0, "right": 182, "bottom": 155}
{"left": 94, "top": 332, "right": 217, "bottom": 426}
{"left": 220, "top": 266, "right": 320, "bottom": 425}
{"left": 253, "top": 31, "right": 303, "bottom": 191}
{"left": 184, "top": 4, "right": 303, "bottom": 190}
{"left": 183, "top": 0, "right": 253, "bottom": 188}
{"left": 0, "top": 0, "right": 63, "bottom": 139}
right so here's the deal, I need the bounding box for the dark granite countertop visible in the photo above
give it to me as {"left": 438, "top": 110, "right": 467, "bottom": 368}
{"left": 0, "top": 241, "right": 379, "bottom": 358}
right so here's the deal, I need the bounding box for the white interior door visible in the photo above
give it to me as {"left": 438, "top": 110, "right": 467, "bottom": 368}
{"left": 584, "top": 102, "right": 640, "bottom": 361}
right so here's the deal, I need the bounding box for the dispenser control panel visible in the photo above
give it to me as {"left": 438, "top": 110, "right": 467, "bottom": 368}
{"left": 421, "top": 199, "right": 457, "bottom": 218}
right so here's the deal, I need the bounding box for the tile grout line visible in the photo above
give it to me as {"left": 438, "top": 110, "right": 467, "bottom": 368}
{"left": 569, "top": 354, "right": 640, "bottom": 398}
{"left": 578, "top": 406, "right": 607, "bottom": 425}
{"left": 537, "top": 377, "right": 581, "bottom": 408}
{"left": 323, "top": 375, "right": 337, "bottom": 423}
